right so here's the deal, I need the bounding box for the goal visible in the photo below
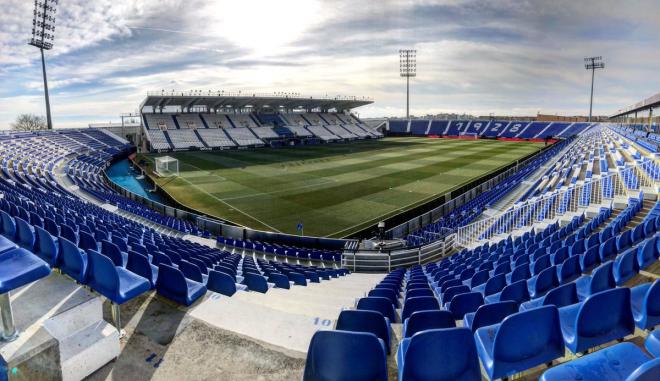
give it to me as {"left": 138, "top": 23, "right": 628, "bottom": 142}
{"left": 154, "top": 156, "right": 179, "bottom": 177}
{"left": 459, "top": 132, "right": 479, "bottom": 140}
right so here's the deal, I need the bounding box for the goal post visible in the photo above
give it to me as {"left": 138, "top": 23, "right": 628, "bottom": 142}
{"left": 459, "top": 132, "right": 479, "bottom": 140}
{"left": 154, "top": 156, "right": 179, "bottom": 177}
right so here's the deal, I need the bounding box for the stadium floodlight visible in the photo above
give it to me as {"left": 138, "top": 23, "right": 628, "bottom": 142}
{"left": 28, "top": 0, "right": 59, "bottom": 130}
{"left": 399, "top": 49, "right": 417, "bottom": 119}
{"left": 584, "top": 56, "right": 605, "bottom": 122}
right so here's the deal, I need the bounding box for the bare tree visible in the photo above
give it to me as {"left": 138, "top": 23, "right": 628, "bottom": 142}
{"left": 11, "top": 114, "right": 48, "bottom": 131}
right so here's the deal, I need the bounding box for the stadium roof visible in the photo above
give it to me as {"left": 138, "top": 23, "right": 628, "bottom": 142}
{"left": 610, "top": 92, "right": 660, "bottom": 118}
{"left": 140, "top": 91, "right": 373, "bottom": 112}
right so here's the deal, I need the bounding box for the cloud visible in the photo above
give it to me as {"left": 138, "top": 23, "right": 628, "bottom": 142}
{"left": 1, "top": 0, "right": 659, "bottom": 129}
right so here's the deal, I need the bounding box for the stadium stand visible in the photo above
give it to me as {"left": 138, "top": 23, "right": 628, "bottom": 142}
{"left": 387, "top": 119, "right": 597, "bottom": 140}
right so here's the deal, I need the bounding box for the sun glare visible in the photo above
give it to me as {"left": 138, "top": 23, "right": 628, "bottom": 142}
{"left": 212, "top": 0, "right": 322, "bottom": 55}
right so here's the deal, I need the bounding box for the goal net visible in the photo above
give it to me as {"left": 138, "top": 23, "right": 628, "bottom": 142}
{"left": 459, "top": 132, "right": 479, "bottom": 140}
{"left": 154, "top": 156, "right": 179, "bottom": 177}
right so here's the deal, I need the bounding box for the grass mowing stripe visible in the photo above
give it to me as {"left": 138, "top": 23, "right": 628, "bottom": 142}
{"left": 144, "top": 138, "right": 544, "bottom": 236}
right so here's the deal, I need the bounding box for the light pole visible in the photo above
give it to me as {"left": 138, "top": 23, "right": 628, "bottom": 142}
{"left": 28, "top": 0, "right": 59, "bottom": 130}
{"left": 584, "top": 56, "right": 604, "bottom": 122}
{"left": 399, "top": 49, "right": 416, "bottom": 119}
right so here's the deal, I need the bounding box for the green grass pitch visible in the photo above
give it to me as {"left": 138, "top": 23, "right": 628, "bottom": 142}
{"left": 142, "top": 137, "right": 544, "bottom": 238}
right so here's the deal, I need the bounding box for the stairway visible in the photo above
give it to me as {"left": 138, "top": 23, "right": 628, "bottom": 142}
{"left": 163, "top": 130, "right": 175, "bottom": 149}
{"left": 193, "top": 129, "right": 210, "bottom": 148}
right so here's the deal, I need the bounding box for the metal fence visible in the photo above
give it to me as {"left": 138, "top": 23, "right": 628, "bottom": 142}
{"left": 455, "top": 163, "right": 653, "bottom": 247}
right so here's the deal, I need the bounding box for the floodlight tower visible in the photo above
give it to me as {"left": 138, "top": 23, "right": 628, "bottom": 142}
{"left": 584, "top": 56, "right": 605, "bottom": 122}
{"left": 399, "top": 49, "right": 416, "bottom": 119}
{"left": 28, "top": 0, "right": 59, "bottom": 130}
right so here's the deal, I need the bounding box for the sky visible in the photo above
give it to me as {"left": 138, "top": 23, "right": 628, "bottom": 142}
{"left": 0, "top": 0, "right": 659, "bottom": 129}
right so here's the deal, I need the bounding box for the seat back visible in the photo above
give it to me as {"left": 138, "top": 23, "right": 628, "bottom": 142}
{"left": 643, "top": 279, "right": 660, "bottom": 317}
{"left": 156, "top": 264, "right": 188, "bottom": 297}
{"left": 404, "top": 310, "right": 455, "bottom": 338}
{"left": 303, "top": 330, "right": 387, "bottom": 381}
{"left": 531, "top": 254, "right": 551, "bottom": 276}
{"left": 578, "top": 287, "right": 634, "bottom": 340}
{"left": 448, "top": 291, "right": 484, "bottom": 320}
{"left": 336, "top": 310, "right": 389, "bottom": 353}
{"left": 599, "top": 236, "right": 617, "bottom": 261}
{"left": 543, "top": 282, "right": 579, "bottom": 308}
{"left": 356, "top": 297, "right": 396, "bottom": 323}
{"left": 59, "top": 237, "right": 87, "bottom": 283}
{"left": 625, "top": 357, "right": 660, "bottom": 381}
{"left": 368, "top": 288, "right": 398, "bottom": 307}
{"left": 402, "top": 327, "right": 481, "bottom": 381}
{"left": 532, "top": 265, "right": 559, "bottom": 296}
{"left": 483, "top": 273, "right": 507, "bottom": 296}
{"left": 442, "top": 285, "right": 470, "bottom": 305}
{"left": 500, "top": 279, "right": 530, "bottom": 304}
{"left": 101, "top": 240, "right": 124, "bottom": 267}
{"left": 493, "top": 305, "right": 563, "bottom": 362}
{"left": 244, "top": 273, "right": 268, "bottom": 293}
{"left": 617, "top": 229, "right": 632, "bottom": 251}
{"left": 87, "top": 250, "right": 119, "bottom": 299}
{"left": 268, "top": 273, "right": 290, "bottom": 289}
{"left": 469, "top": 269, "right": 490, "bottom": 288}
{"left": 1, "top": 210, "right": 16, "bottom": 239}
{"left": 558, "top": 255, "right": 581, "bottom": 284}
{"left": 637, "top": 236, "right": 657, "bottom": 270}
{"left": 35, "top": 226, "right": 58, "bottom": 266}
{"left": 59, "top": 223, "right": 77, "bottom": 244}
{"left": 126, "top": 251, "right": 155, "bottom": 288}
{"left": 469, "top": 301, "right": 518, "bottom": 332}
{"left": 206, "top": 270, "right": 237, "bottom": 296}
{"left": 509, "top": 263, "right": 531, "bottom": 283}
{"left": 590, "top": 261, "right": 616, "bottom": 295}
{"left": 15, "top": 217, "right": 35, "bottom": 249}
{"left": 78, "top": 231, "right": 97, "bottom": 252}
{"left": 614, "top": 248, "right": 639, "bottom": 285}
{"left": 402, "top": 296, "right": 440, "bottom": 321}
{"left": 179, "top": 260, "right": 204, "bottom": 283}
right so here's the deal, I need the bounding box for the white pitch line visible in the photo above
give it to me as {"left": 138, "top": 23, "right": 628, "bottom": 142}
{"left": 176, "top": 175, "right": 283, "bottom": 233}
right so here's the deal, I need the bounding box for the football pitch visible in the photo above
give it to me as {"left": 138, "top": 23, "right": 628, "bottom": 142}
{"left": 141, "top": 137, "right": 544, "bottom": 237}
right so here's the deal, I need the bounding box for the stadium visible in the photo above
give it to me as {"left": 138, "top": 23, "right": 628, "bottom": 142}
{"left": 1, "top": 1, "right": 660, "bottom": 380}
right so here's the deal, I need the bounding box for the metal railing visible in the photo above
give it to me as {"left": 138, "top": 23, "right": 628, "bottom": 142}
{"left": 455, "top": 163, "right": 653, "bottom": 247}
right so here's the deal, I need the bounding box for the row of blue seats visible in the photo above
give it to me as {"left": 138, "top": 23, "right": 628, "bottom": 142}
{"left": 302, "top": 261, "right": 659, "bottom": 380}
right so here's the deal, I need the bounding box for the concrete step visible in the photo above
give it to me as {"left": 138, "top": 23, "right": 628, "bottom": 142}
{"left": 59, "top": 321, "right": 119, "bottom": 381}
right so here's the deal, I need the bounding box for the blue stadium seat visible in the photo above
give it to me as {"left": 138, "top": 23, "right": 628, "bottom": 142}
{"left": 646, "top": 330, "right": 660, "bottom": 357}
{"left": 0, "top": 247, "right": 51, "bottom": 340}
{"left": 357, "top": 296, "right": 397, "bottom": 323}
{"left": 336, "top": 310, "right": 390, "bottom": 354}
{"left": 441, "top": 285, "right": 470, "bottom": 306}
{"left": 446, "top": 291, "right": 484, "bottom": 320}
{"left": 463, "top": 301, "right": 518, "bottom": 333}
{"left": 484, "top": 279, "right": 529, "bottom": 305}
{"left": 614, "top": 247, "right": 640, "bottom": 285}
{"left": 630, "top": 279, "right": 660, "bottom": 330}
{"left": 34, "top": 226, "right": 58, "bottom": 267}
{"left": 398, "top": 328, "right": 481, "bottom": 381}
{"left": 126, "top": 251, "right": 157, "bottom": 289}
{"left": 303, "top": 330, "right": 387, "bottom": 381}
{"left": 59, "top": 237, "right": 89, "bottom": 284}
{"left": 156, "top": 264, "right": 206, "bottom": 306}
{"left": 575, "top": 260, "right": 615, "bottom": 301}
{"left": 472, "top": 273, "right": 506, "bottom": 297}
{"left": 15, "top": 217, "right": 35, "bottom": 250}
{"left": 558, "top": 287, "right": 634, "bottom": 354}
{"left": 626, "top": 358, "right": 660, "bottom": 381}
{"left": 527, "top": 265, "right": 559, "bottom": 299}
{"left": 368, "top": 288, "right": 399, "bottom": 308}
{"left": 539, "top": 342, "right": 653, "bottom": 381}
{"left": 557, "top": 255, "right": 581, "bottom": 284}
{"left": 268, "top": 273, "right": 291, "bottom": 289}
{"left": 402, "top": 296, "right": 440, "bottom": 322}
{"left": 474, "top": 305, "right": 565, "bottom": 380}
{"left": 206, "top": 270, "right": 246, "bottom": 296}
{"left": 101, "top": 239, "right": 126, "bottom": 267}
{"left": 637, "top": 236, "right": 657, "bottom": 270}
{"left": 520, "top": 282, "right": 579, "bottom": 311}
{"left": 289, "top": 272, "right": 307, "bottom": 286}
{"left": 402, "top": 310, "right": 455, "bottom": 338}
{"left": 86, "top": 250, "right": 150, "bottom": 331}
{"left": 0, "top": 210, "right": 16, "bottom": 241}
{"left": 0, "top": 235, "right": 17, "bottom": 254}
